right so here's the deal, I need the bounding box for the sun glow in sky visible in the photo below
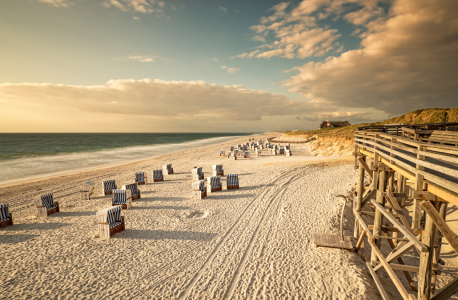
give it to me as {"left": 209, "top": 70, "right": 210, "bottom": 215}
{"left": 1, "top": 0, "right": 457, "bottom": 132}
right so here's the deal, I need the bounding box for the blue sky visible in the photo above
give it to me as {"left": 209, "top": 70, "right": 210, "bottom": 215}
{"left": 0, "top": 0, "right": 457, "bottom": 132}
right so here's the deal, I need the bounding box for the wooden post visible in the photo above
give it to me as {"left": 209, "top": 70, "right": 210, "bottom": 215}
{"left": 431, "top": 202, "right": 447, "bottom": 294}
{"left": 355, "top": 156, "right": 365, "bottom": 238}
{"left": 397, "top": 174, "right": 406, "bottom": 207}
{"left": 418, "top": 201, "right": 437, "bottom": 300}
{"left": 413, "top": 145, "right": 426, "bottom": 230}
{"left": 371, "top": 169, "right": 387, "bottom": 265}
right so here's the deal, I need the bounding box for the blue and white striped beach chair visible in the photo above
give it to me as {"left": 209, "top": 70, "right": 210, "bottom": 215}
{"left": 212, "top": 164, "right": 224, "bottom": 176}
{"left": 153, "top": 169, "right": 164, "bottom": 182}
{"left": 112, "top": 189, "right": 132, "bottom": 209}
{"left": 0, "top": 204, "right": 13, "bottom": 228}
{"left": 96, "top": 205, "right": 125, "bottom": 239}
{"left": 244, "top": 151, "right": 250, "bottom": 158}
{"left": 191, "top": 180, "right": 207, "bottom": 200}
{"left": 279, "top": 146, "right": 285, "bottom": 155}
{"left": 80, "top": 181, "right": 96, "bottom": 200}
{"left": 192, "top": 167, "right": 204, "bottom": 181}
{"left": 122, "top": 182, "right": 141, "bottom": 200}
{"left": 163, "top": 164, "right": 173, "bottom": 175}
{"left": 227, "top": 174, "right": 239, "bottom": 189}
{"left": 207, "top": 176, "right": 222, "bottom": 194}
{"left": 102, "top": 179, "right": 117, "bottom": 195}
{"left": 35, "top": 193, "right": 60, "bottom": 218}
{"left": 135, "top": 172, "right": 147, "bottom": 185}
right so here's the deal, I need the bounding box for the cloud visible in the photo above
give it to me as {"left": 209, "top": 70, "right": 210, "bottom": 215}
{"left": 219, "top": 6, "right": 228, "bottom": 13}
{"left": 235, "top": 0, "right": 389, "bottom": 59}
{"left": 283, "top": 0, "right": 458, "bottom": 115}
{"left": 102, "top": 0, "right": 165, "bottom": 14}
{"left": 127, "top": 55, "right": 157, "bottom": 63}
{"left": 221, "top": 66, "right": 240, "bottom": 74}
{"left": 0, "top": 79, "right": 317, "bottom": 121}
{"left": 36, "top": 0, "right": 72, "bottom": 7}
{"left": 132, "top": 16, "right": 140, "bottom": 20}
{"left": 211, "top": 58, "right": 218, "bottom": 62}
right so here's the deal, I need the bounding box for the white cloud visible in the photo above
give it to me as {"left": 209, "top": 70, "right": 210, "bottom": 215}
{"left": 102, "top": 0, "right": 165, "bottom": 14}
{"left": 283, "top": 0, "right": 458, "bottom": 115}
{"left": 0, "top": 79, "right": 317, "bottom": 121}
{"left": 211, "top": 58, "right": 218, "bottom": 62}
{"left": 221, "top": 66, "right": 240, "bottom": 74}
{"left": 127, "top": 55, "right": 157, "bottom": 63}
{"left": 132, "top": 16, "right": 140, "bottom": 20}
{"left": 219, "top": 6, "right": 228, "bottom": 13}
{"left": 36, "top": 0, "right": 72, "bottom": 7}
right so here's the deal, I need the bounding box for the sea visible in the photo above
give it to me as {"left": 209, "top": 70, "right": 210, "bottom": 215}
{"left": 0, "top": 133, "right": 254, "bottom": 185}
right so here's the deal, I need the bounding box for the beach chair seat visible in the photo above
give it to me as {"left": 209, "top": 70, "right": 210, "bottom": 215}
{"left": 192, "top": 167, "right": 204, "bottom": 181}
{"left": 36, "top": 193, "right": 60, "bottom": 218}
{"left": 102, "top": 179, "right": 117, "bottom": 195}
{"left": 220, "top": 150, "right": 225, "bottom": 157}
{"left": 153, "top": 169, "right": 164, "bottom": 182}
{"left": 80, "top": 181, "right": 96, "bottom": 200}
{"left": 191, "top": 180, "right": 207, "bottom": 200}
{"left": 230, "top": 146, "right": 234, "bottom": 151}
{"left": 135, "top": 172, "right": 147, "bottom": 185}
{"left": 226, "top": 174, "right": 239, "bottom": 190}
{"left": 122, "top": 182, "right": 141, "bottom": 200}
{"left": 212, "top": 164, "right": 224, "bottom": 176}
{"left": 279, "top": 146, "right": 285, "bottom": 154}
{"left": 96, "top": 206, "right": 125, "bottom": 239}
{"left": 0, "top": 204, "right": 13, "bottom": 228}
{"left": 207, "top": 176, "right": 222, "bottom": 194}
{"left": 244, "top": 151, "right": 250, "bottom": 158}
{"left": 112, "top": 189, "right": 132, "bottom": 209}
{"left": 163, "top": 164, "right": 173, "bottom": 175}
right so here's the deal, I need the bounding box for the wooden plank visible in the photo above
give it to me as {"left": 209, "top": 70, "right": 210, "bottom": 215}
{"left": 358, "top": 157, "right": 373, "bottom": 179}
{"left": 431, "top": 277, "right": 458, "bottom": 300}
{"left": 368, "top": 239, "right": 417, "bottom": 300}
{"left": 386, "top": 190, "right": 413, "bottom": 231}
{"left": 371, "top": 200, "right": 428, "bottom": 252}
{"left": 362, "top": 189, "right": 377, "bottom": 208}
{"left": 389, "top": 263, "right": 419, "bottom": 273}
{"left": 313, "top": 234, "right": 354, "bottom": 250}
{"left": 420, "top": 201, "right": 458, "bottom": 254}
{"left": 372, "top": 170, "right": 387, "bottom": 265}
{"left": 354, "top": 209, "right": 375, "bottom": 243}
{"left": 355, "top": 230, "right": 367, "bottom": 253}
{"left": 366, "top": 261, "right": 391, "bottom": 300}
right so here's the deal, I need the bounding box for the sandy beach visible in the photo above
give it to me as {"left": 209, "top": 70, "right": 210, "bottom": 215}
{"left": 1, "top": 134, "right": 457, "bottom": 299}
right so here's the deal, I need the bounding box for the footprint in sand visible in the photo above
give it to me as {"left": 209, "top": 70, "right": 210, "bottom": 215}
{"left": 184, "top": 210, "right": 209, "bottom": 219}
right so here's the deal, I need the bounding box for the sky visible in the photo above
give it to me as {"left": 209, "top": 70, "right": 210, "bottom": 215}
{"left": 0, "top": 0, "right": 457, "bottom": 132}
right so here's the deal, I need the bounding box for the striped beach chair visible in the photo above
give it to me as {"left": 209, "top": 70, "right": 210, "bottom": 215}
{"left": 0, "top": 204, "right": 13, "bottom": 228}
{"left": 102, "top": 179, "right": 117, "bottom": 195}
{"left": 279, "top": 146, "right": 285, "bottom": 155}
{"left": 192, "top": 167, "right": 204, "bottom": 181}
{"left": 163, "top": 164, "right": 173, "bottom": 175}
{"left": 96, "top": 206, "right": 125, "bottom": 239}
{"left": 112, "top": 189, "right": 132, "bottom": 209}
{"left": 122, "top": 182, "right": 140, "bottom": 200}
{"left": 207, "top": 176, "right": 222, "bottom": 194}
{"left": 212, "top": 164, "right": 224, "bottom": 176}
{"left": 244, "top": 151, "right": 250, "bottom": 158}
{"left": 36, "top": 193, "right": 60, "bottom": 218}
{"left": 191, "top": 180, "right": 207, "bottom": 200}
{"left": 220, "top": 150, "right": 225, "bottom": 157}
{"left": 80, "top": 181, "right": 96, "bottom": 200}
{"left": 135, "top": 172, "right": 147, "bottom": 185}
{"left": 230, "top": 146, "right": 234, "bottom": 151}
{"left": 153, "top": 169, "right": 164, "bottom": 182}
{"left": 229, "top": 151, "right": 237, "bottom": 160}
{"left": 226, "top": 174, "right": 239, "bottom": 189}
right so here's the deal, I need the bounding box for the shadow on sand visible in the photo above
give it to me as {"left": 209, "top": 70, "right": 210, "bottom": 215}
{"left": 115, "top": 229, "right": 217, "bottom": 241}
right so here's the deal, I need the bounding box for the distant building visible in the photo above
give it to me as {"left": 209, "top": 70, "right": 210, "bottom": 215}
{"left": 319, "top": 121, "right": 351, "bottom": 129}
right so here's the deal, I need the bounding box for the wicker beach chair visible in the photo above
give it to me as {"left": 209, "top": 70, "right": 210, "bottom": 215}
{"left": 192, "top": 167, "right": 204, "bottom": 181}
{"left": 122, "top": 182, "right": 141, "bottom": 200}
{"left": 220, "top": 150, "right": 225, "bottom": 157}
{"left": 96, "top": 206, "right": 125, "bottom": 239}
{"left": 207, "top": 176, "right": 222, "bottom": 194}
{"left": 36, "top": 193, "right": 60, "bottom": 218}
{"left": 230, "top": 146, "right": 234, "bottom": 151}
{"left": 102, "top": 179, "right": 117, "bottom": 195}
{"left": 212, "top": 164, "right": 224, "bottom": 176}
{"left": 191, "top": 180, "right": 207, "bottom": 200}
{"left": 153, "top": 169, "right": 164, "bottom": 182}
{"left": 163, "top": 164, "right": 173, "bottom": 175}
{"left": 244, "top": 151, "right": 250, "bottom": 158}
{"left": 112, "top": 189, "right": 132, "bottom": 209}
{"left": 226, "top": 174, "right": 239, "bottom": 189}
{"left": 0, "top": 204, "right": 13, "bottom": 228}
{"left": 80, "top": 181, "right": 96, "bottom": 200}
{"left": 279, "top": 146, "right": 285, "bottom": 155}
{"left": 135, "top": 172, "right": 147, "bottom": 185}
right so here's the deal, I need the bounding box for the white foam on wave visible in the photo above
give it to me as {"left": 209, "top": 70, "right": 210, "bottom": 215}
{"left": 0, "top": 135, "right": 241, "bottom": 185}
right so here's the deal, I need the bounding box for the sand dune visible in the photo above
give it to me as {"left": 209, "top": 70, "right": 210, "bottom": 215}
{"left": 1, "top": 135, "right": 456, "bottom": 299}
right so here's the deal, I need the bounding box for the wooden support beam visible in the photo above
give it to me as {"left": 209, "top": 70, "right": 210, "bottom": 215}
{"left": 368, "top": 239, "right": 417, "bottom": 300}
{"left": 366, "top": 261, "right": 391, "bottom": 300}
{"left": 358, "top": 157, "right": 373, "bottom": 180}
{"left": 354, "top": 209, "right": 375, "bottom": 243}
{"left": 356, "top": 158, "right": 366, "bottom": 238}
{"left": 386, "top": 190, "right": 413, "bottom": 231}
{"left": 410, "top": 191, "right": 437, "bottom": 201}
{"left": 362, "top": 190, "right": 377, "bottom": 208}
{"left": 374, "top": 241, "right": 415, "bottom": 271}
{"left": 372, "top": 170, "right": 388, "bottom": 265}
{"left": 431, "top": 277, "right": 458, "bottom": 300}
{"left": 371, "top": 200, "right": 428, "bottom": 252}
{"left": 420, "top": 201, "right": 458, "bottom": 255}
{"left": 355, "top": 230, "right": 367, "bottom": 253}
{"left": 431, "top": 202, "right": 447, "bottom": 294}
{"left": 374, "top": 235, "right": 409, "bottom": 241}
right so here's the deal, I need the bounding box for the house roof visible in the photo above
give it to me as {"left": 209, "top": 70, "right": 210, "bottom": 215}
{"left": 319, "top": 121, "right": 351, "bottom": 129}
